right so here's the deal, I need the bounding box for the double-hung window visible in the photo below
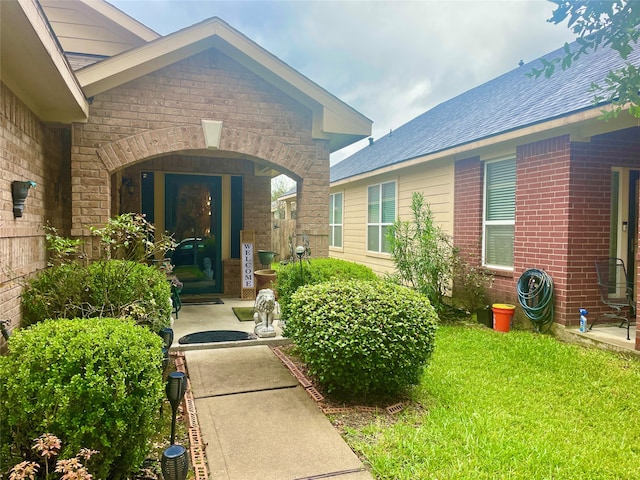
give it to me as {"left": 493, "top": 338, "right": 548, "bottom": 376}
{"left": 484, "top": 158, "right": 516, "bottom": 269}
{"left": 367, "top": 181, "right": 396, "bottom": 253}
{"left": 329, "top": 192, "right": 343, "bottom": 248}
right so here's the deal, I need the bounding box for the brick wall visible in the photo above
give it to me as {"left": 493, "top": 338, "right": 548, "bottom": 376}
{"left": 72, "top": 47, "right": 330, "bottom": 271}
{"left": 455, "top": 128, "right": 640, "bottom": 338}
{"left": 0, "top": 82, "right": 71, "bottom": 339}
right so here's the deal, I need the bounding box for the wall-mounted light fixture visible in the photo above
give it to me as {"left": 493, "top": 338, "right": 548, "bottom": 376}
{"left": 122, "top": 177, "right": 136, "bottom": 195}
{"left": 12, "top": 180, "right": 36, "bottom": 218}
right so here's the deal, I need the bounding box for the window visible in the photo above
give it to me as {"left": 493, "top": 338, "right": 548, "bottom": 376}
{"left": 484, "top": 158, "right": 516, "bottom": 269}
{"left": 329, "top": 192, "right": 343, "bottom": 248}
{"left": 367, "top": 181, "right": 396, "bottom": 253}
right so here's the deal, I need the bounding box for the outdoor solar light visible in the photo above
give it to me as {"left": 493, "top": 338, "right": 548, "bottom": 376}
{"left": 161, "top": 444, "right": 189, "bottom": 480}
{"left": 295, "top": 245, "right": 305, "bottom": 283}
{"left": 159, "top": 327, "right": 174, "bottom": 350}
{"left": 166, "top": 371, "right": 187, "bottom": 444}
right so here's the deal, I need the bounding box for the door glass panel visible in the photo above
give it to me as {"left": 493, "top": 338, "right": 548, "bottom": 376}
{"left": 165, "top": 174, "right": 222, "bottom": 295}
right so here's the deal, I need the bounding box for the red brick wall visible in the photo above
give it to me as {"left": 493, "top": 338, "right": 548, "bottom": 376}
{"left": 0, "top": 82, "right": 71, "bottom": 339}
{"left": 455, "top": 128, "right": 640, "bottom": 339}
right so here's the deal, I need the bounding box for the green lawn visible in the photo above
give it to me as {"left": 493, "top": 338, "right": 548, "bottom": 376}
{"left": 344, "top": 326, "right": 640, "bottom": 479}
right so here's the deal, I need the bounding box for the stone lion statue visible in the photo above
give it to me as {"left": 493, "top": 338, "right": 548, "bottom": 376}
{"left": 254, "top": 288, "right": 276, "bottom": 338}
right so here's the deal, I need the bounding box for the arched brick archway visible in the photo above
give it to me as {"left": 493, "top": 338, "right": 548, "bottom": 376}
{"left": 73, "top": 123, "right": 329, "bottom": 259}
{"left": 95, "top": 125, "right": 310, "bottom": 181}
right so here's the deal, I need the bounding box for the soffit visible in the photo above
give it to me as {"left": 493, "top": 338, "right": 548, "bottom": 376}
{"left": 0, "top": 0, "right": 88, "bottom": 123}
{"left": 76, "top": 17, "right": 372, "bottom": 152}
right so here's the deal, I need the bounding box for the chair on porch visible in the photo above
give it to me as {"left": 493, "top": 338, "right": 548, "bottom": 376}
{"left": 591, "top": 257, "right": 636, "bottom": 340}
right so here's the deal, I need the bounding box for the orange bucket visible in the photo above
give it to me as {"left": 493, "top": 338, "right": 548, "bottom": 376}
{"left": 492, "top": 304, "right": 516, "bottom": 332}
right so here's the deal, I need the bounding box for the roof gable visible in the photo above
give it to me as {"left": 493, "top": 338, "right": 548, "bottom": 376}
{"left": 331, "top": 40, "right": 640, "bottom": 183}
{"left": 76, "top": 17, "right": 371, "bottom": 152}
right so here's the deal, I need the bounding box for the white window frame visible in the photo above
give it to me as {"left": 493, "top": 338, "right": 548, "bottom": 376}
{"left": 482, "top": 157, "right": 516, "bottom": 271}
{"left": 367, "top": 180, "right": 396, "bottom": 254}
{"left": 329, "top": 192, "right": 343, "bottom": 248}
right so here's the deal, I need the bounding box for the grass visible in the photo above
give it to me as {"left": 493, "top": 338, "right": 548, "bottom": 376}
{"left": 342, "top": 325, "right": 640, "bottom": 479}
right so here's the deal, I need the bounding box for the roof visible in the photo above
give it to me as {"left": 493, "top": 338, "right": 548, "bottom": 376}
{"left": 0, "top": 0, "right": 88, "bottom": 123}
{"left": 75, "top": 16, "right": 372, "bottom": 152}
{"left": 331, "top": 39, "right": 640, "bottom": 183}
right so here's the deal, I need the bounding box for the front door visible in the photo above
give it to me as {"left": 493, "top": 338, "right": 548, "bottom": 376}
{"left": 611, "top": 168, "right": 639, "bottom": 300}
{"left": 165, "top": 174, "right": 222, "bottom": 294}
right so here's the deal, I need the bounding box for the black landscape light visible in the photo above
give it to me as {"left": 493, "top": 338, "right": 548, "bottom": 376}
{"left": 159, "top": 327, "right": 174, "bottom": 350}
{"left": 166, "top": 371, "right": 187, "bottom": 444}
{"left": 295, "top": 245, "right": 305, "bottom": 283}
{"left": 161, "top": 444, "right": 189, "bottom": 480}
{"left": 162, "top": 347, "right": 170, "bottom": 375}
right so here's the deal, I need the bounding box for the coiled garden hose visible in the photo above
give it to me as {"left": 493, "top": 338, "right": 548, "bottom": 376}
{"left": 517, "top": 269, "right": 554, "bottom": 333}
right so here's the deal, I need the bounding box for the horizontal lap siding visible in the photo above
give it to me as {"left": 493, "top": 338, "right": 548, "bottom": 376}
{"left": 331, "top": 160, "right": 454, "bottom": 277}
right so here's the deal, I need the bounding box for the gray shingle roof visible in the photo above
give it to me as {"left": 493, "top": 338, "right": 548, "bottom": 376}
{"left": 331, "top": 40, "right": 639, "bottom": 183}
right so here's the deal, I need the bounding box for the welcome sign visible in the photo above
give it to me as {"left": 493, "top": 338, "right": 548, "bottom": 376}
{"left": 240, "top": 230, "right": 256, "bottom": 299}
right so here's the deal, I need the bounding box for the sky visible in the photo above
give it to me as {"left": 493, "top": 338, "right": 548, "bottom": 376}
{"left": 109, "top": 0, "right": 577, "bottom": 166}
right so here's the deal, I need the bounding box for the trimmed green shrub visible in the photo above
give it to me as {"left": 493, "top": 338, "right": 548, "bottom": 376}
{"left": 276, "top": 258, "right": 378, "bottom": 321}
{"left": 0, "top": 318, "right": 164, "bottom": 480}
{"left": 21, "top": 260, "right": 171, "bottom": 331}
{"left": 285, "top": 280, "right": 438, "bottom": 399}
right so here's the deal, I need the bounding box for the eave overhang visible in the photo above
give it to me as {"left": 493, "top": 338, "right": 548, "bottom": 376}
{"left": 0, "top": 0, "right": 89, "bottom": 123}
{"left": 76, "top": 17, "right": 371, "bottom": 152}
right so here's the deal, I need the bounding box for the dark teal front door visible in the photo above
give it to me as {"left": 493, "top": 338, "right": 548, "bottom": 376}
{"left": 165, "top": 174, "right": 222, "bottom": 295}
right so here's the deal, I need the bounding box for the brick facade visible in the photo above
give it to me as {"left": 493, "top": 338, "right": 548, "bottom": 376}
{"left": 71, "top": 48, "right": 330, "bottom": 290}
{"left": 454, "top": 128, "right": 640, "bottom": 347}
{"left": 0, "top": 82, "right": 71, "bottom": 339}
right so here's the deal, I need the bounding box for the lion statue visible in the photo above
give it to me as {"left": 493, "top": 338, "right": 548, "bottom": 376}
{"left": 254, "top": 288, "right": 276, "bottom": 338}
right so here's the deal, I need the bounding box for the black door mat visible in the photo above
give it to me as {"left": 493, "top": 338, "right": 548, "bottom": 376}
{"left": 178, "top": 330, "right": 256, "bottom": 344}
{"left": 179, "top": 295, "right": 224, "bottom": 305}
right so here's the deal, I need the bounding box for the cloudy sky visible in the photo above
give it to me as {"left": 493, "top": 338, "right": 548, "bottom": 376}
{"left": 109, "top": 0, "right": 576, "bottom": 164}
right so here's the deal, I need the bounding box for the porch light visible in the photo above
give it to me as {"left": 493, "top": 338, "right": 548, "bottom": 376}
{"left": 11, "top": 180, "right": 36, "bottom": 218}
{"left": 161, "top": 444, "right": 189, "bottom": 480}
{"left": 166, "top": 371, "right": 187, "bottom": 444}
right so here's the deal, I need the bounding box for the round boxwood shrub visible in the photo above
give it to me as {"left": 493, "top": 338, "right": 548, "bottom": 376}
{"left": 285, "top": 280, "right": 438, "bottom": 399}
{"left": 0, "top": 318, "right": 164, "bottom": 480}
{"left": 22, "top": 260, "right": 171, "bottom": 331}
{"left": 276, "top": 258, "right": 379, "bottom": 322}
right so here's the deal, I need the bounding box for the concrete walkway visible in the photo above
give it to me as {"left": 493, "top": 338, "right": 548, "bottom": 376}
{"left": 172, "top": 300, "right": 373, "bottom": 480}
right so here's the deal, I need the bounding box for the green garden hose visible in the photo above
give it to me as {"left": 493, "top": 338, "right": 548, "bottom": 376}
{"left": 517, "top": 269, "right": 554, "bottom": 333}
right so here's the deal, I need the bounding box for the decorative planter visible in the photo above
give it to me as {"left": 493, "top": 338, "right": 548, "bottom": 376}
{"left": 257, "top": 250, "right": 277, "bottom": 266}
{"left": 254, "top": 269, "right": 277, "bottom": 292}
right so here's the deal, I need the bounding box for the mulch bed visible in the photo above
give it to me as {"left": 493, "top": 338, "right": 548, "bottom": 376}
{"left": 271, "top": 345, "right": 424, "bottom": 434}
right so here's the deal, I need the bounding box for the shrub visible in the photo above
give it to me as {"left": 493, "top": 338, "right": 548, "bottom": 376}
{"left": 387, "top": 191, "right": 455, "bottom": 313}
{"left": 21, "top": 260, "right": 171, "bottom": 331}
{"left": 0, "top": 318, "right": 164, "bottom": 480}
{"left": 285, "top": 280, "right": 438, "bottom": 399}
{"left": 276, "top": 257, "right": 378, "bottom": 322}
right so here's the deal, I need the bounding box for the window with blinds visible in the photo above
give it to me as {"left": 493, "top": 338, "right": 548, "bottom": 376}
{"left": 367, "top": 181, "right": 396, "bottom": 253}
{"left": 484, "top": 158, "right": 516, "bottom": 269}
{"left": 329, "top": 192, "right": 343, "bottom": 248}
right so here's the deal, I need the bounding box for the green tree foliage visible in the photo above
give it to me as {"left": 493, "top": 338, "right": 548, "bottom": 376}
{"left": 530, "top": 0, "right": 640, "bottom": 118}
{"left": 0, "top": 318, "right": 164, "bottom": 480}
{"left": 285, "top": 280, "right": 438, "bottom": 399}
{"left": 387, "top": 192, "right": 455, "bottom": 313}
